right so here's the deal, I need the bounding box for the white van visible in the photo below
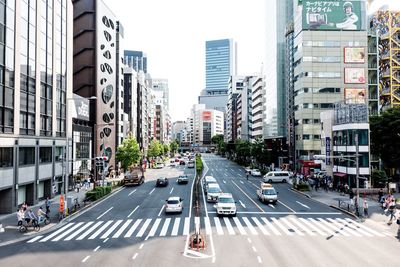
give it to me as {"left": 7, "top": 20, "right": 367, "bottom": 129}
{"left": 203, "top": 176, "right": 217, "bottom": 193}
{"left": 263, "top": 171, "right": 290, "bottom": 183}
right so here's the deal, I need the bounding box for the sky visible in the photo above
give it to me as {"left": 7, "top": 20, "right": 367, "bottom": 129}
{"left": 103, "top": 0, "right": 400, "bottom": 122}
{"left": 102, "top": 0, "right": 266, "bottom": 122}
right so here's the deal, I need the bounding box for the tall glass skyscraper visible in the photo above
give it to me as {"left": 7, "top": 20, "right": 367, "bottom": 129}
{"left": 124, "top": 50, "right": 147, "bottom": 74}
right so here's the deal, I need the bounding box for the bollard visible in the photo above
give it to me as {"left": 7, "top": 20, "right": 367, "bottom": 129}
{"left": 0, "top": 224, "right": 4, "bottom": 233}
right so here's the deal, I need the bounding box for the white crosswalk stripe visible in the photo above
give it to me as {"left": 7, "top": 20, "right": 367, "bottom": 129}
{"left": 27, "top": 216, "right": 385, "bottom": 243}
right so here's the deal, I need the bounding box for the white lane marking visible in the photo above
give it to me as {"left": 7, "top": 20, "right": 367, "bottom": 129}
{"left": 93, "top": 246, "right": 100, "bottom": 252}
{"left": 247, "top": 237, "right": 252, "bottom": 243}
{"left": 280, "top": 218, "right": 304, "bottom": 236}
{"left": 307, "top": 218, "right": 332, "bottom": 236}
{"left": 252, "top": 246, "right": 257, "bottom": 252}
{"left": 101, "top": 220, "right": 123, "bottom": 239}
{"left": 158, "top": 205, "right": 165, "bottom": 217}
{"left": 336, "top": 218, "right": 373, "bottom": 237}
{"left": 268, "top": 204, "right": 276, "bottom": 209}
{"left": 214, "top": 217, "right": 224, "bottom": 235}
{"left": 204, "top": 217, "right": 212, "bottom": 235}
{"left": 277, "top": 200, "right": 296, "bottom": 213}
{"left": 240, "top": 180, "right": 244, "bottom": 184}
{"left": 296, "top": 201, "right": 311, "bottom": 209}
{"left": 159, "top": 218, "right": 171, "bottom": 236}
{"left": 52, "top": 222, "right": 85, "bottom": 241}
{"left": 139, "top": 244, "right": 144, "bottom": 249}
{"left": 223, "top": 180, "right": 226, "bottom": 184}
{"left": 223, "top": 217, "right": 236, "bottom": 235}
{"left": 82, "top": 256, "right": 90, "bottom": 263}
{"left": 103, "top": 238, "right": 109, "bottom": 243}
{"left": 128, "top": 189, "right": 137, "bottom": 196}
{"left": 290, "top": 218, "right": 315, "bottom": 236}
{"left": 170, "top": 187, "right": 174, "bottom": 194}
{"left": 27, "top": 235, "right": 43, "bottom": 243}
{"left": 113, "top": 219, "right": 133, "bottom": 238}
{"left": 127, "top": 206, "right": 139, "bottom": 218}
{"left": 317, "top": 218, "right": 345, "bottom": 236}
{"left": 132, "top": 253, "right": 138, "bottom": 260}
{"left": 271, "top": 218, "right": 292, "bottom": 235}
{"left": 257, "top": 256, "right": 262, "bottom": 263}
{"left": 146, "top": 218, "right": 162, "bottom": 240}
{"left": 251, "top": 217, "right": 270, "bottom": 235}
{"left": 97, "top": 207, "right": 113, "bottom": 220}
{"left": 224, "top": 173, "right": 228, "bottom": 177}
{"left": 89, "top": 220, "right": 113, "bottom": 239}
{"left": 136, "top": 219, "right": 152, "bottom": 237}
{"left": 231, "top": 181, "right": 264, "bottom": 212}
{"left": 39, "top": 223, "right": 75, "bottom": 242}
{"left": 344, "top": 218, "right": 385, "bottom": 237}
{"left": 124, "top": 219, "right": 142, "bottom": 238}
{"left": 233, "top": 217, "right": 247, "bottom": 235}
{"left": 183, "top": 217, "right": 190, "bottom": 236}
{"left": 171, "top": 218, "right": 181, "bottom": 236}
{"left": 239, "top": 200, "right": 246, "bottom": 209}
{"left": 77, "top": 221, "right": 103, "bottom": 240}
{"left": 149, "top": 188, "right": 155, "bottom": 195}
{"left": 64, "top": 221, "right": 94, "bottom": 241}
{"left": 326, "top": 218, "right": 361, "bottom": 237}
{"left": 243, "top": 217, "right": 258, "bottom": 235}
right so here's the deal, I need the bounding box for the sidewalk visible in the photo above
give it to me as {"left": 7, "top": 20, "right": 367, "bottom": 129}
{"left": 292, "top": 186, "right": 400, "bottom": 236}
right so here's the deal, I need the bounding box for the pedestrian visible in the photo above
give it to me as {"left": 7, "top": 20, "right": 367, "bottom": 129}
{"left": 396, "top": 214, "right": 400, "bottom": 239}
{"left": 16, "top": 208, "right": 24, "bottom": 226}
{"left": 45, "top": 197, "right": 51, "bottom": 214}
{"left": 378, "top": 188, "right": 383, "bottom": 202}
{"left": 363, "top": 198, "right": 369, "bottom": 217}
{"left": 21, "top": 201, "right": 28, "bottom": 211}
{"left": 349, "top": 190, "right": 355, "bottom": 206}
{"left": 387, "top": 199, "right": 396, "bottom": 225}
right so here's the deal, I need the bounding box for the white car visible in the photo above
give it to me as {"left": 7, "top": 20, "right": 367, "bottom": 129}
{"left": 165, "top": 197, "right": 183, "bottom": 214}
{"left": 215, "top": 193, "right": 237, "bottom": 216}
{"left": 206, "top": 184, "right": 222, "bottom": 202}
{"left": 251, "top": 169, "right": 262, "bottom": 177}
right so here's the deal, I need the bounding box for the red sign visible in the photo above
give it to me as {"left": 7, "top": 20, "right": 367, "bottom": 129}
{"left": 202, "top": 111, "right": 211, "bottom": 121}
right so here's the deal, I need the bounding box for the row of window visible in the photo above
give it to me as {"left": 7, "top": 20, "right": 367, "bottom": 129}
{"left": 302, "top": 56, "right": 341, "bottom": 63}
{"left": 333, "top": 129, "right": 369, "bottom": 146}
{"left": 294, "top": 87, "right": 341, "bottom": 97}
{"left": 0, "top": 146, "right": 64, "bottom": 168}
{"left": 297, "top": 72, "right": 341, "bottom": 78}
{"left": 333, "top": 152, "right": 369, "bottom": 168}
{"left": 294, "top": 103, "right": 334, "bottom": 111}
{"left": 296, "top": 135, "right": 321, "bottom": 140}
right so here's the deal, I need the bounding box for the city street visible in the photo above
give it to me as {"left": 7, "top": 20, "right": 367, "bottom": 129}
{"left": 0, "top": 155, "right": 399, "bottom": 267}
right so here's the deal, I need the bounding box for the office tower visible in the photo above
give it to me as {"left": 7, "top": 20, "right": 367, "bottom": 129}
{"left": 124, "top": 50, "right": 147, "bottom": 74}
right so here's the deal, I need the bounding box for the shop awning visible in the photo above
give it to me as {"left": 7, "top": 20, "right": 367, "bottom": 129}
{"left": 333, "top": 172, "right": 347, "bottom": 178}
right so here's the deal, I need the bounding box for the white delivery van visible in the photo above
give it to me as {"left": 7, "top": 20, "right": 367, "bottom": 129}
{"left": 262, "top": 171, "right": 290, "bottom": 183}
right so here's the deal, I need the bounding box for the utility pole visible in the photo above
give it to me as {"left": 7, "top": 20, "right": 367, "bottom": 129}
{"left": 355, "top": 132, "right": 359, "bottom": 216}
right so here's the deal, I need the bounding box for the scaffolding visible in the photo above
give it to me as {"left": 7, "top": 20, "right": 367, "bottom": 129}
{"left": 371, "top": 10, "right": 400, "bottom": 111}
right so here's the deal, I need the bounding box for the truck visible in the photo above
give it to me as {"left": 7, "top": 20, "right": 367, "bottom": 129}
{"left": 123, "top": 166, "right": 145, "bottom": 186}
{"left": 256, "top": 182, "right": 278, "bottom": 204}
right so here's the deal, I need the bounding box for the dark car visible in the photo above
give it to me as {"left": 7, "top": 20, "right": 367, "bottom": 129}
{"left": 177, "top": 175, "right": 189, "bottom": 184}
{"left": 179, "top": 160, "right": 186, "bottom": 165}
{"left": 156, "top": 177, "right": 169, "bottom": 187}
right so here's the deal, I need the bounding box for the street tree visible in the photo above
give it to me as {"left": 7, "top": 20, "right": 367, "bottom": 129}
{"left": 163, "top": 143, "right": 170, "bottom": 155}
{"left": 115, "top": 136, "right": 141, "bottom": 171}
{"left": 370, "top": 108, "right": 400, "bottom": 169}
{"left": 170, "top": 140, "right": 179, "bottom": 154}
{"left": 211, "top": 134, "right": 224, "bottom": 145}
{"left": 147, "top": 139, "right": 161, "bottom": 158}
{"left": 235, "top": 140, "right": 252, "bottom": 165}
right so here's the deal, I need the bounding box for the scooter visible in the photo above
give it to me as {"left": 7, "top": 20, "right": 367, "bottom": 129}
{"left": 37, "top": 214, "right": 51, "bottom": 226}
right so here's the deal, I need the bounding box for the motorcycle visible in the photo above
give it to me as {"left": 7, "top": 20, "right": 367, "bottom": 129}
{"left": 37, "top": 214, "right": 51, "bottom": 226}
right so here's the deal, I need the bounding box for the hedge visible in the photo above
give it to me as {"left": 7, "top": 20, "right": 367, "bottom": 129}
{"left": 85, "top": 186, "right": 112, "bottom": 201}
{"left": 195, "top": 155, "right": 203, "bottom": 173}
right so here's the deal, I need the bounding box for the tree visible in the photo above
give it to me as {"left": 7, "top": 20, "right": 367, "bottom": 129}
{"left": 235, "top": 140, "right": 252, "bottom": 165}
{"left": 370, "top": 108, "right": 400, "bottom": 169}
{"left": 147, "top": 139, "right": 161, "bottom": 158}
{"left": 115, "top": 136, "right": 141, "bottom": 170}
{"left": 211, "top": 134, "right": 224, "bottom": 145}
{"left": 251, "top": 138, "right": 270, "bottom": 166}
{"left": 371, "top": 169, "right": 388, "bottom": 187}
{"left": 163, "top": 144, "right": 170, "bottom": 155}
{"left": 170, "top": 140, "right": 179, "bottom": 154}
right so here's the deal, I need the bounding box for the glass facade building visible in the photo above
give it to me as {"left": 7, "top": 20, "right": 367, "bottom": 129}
{"left": 124, "top": 50, "right": 147, "bottom": 74}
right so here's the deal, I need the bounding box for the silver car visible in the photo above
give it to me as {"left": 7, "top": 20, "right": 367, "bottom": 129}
{"left": 165, "top": 197, "right": 183, "bottom": 214}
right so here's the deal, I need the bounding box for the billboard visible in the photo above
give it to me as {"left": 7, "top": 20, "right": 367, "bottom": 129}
{"left": 344, "top": 47, "right": 365, "bottom": 63}
{"left": 71, "top": 96, "right": 90, "bottom": 121}
{"left": 344, "top": 88, "right": 366, "bottom": 104}
{"left": 302, "top": 1, "right": 363, "bottom": 30}
{"left": 202, "top": 111, "right": 212, "bottom": 121}
{"left": 344, "top": 68, "right": 365, "bottom": 84}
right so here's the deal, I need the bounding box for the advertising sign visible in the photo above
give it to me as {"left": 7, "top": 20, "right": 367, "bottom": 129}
{"left": 344, "top": 88, "right": 366, "bottom": 104}
{"left": 71, "top": 95, "right": 90, "bottom": 121}
{"left": 344, "top": 68, "right": 365, "bottom": 84}
{"left": 344, "top": 47, "right": 365, "bottom": 63}
{"left": 202, "top": 111, "right": 212, "bottom": 121}
{"left": 325, "top": 137, "right": 331, "bottom": 165}
{"left": 302, "top": 1, "right": 363, "bottom": 30}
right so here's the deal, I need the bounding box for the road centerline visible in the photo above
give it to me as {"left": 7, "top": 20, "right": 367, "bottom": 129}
{"left": 231, "top": 180, "right": 264, "bottom": 212}
{"left": 97, "top": 207, "right": 113, "bottom": 220}
{"left": 149, "top": 188, "right": 156, "bottom": 195}
{"left": 127, "top": 206, "right": 139, "bottom": 218}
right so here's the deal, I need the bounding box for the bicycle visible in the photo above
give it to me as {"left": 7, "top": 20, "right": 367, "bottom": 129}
{"left": 19, "top": 219, "right": 40, "bottom": 233}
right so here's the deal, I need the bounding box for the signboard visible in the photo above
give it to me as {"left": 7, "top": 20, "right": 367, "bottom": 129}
{"left": 344, "top": 88, "right": 366, "bottom": 104}
{"left": 71, "top": 96, "right": 90, "bottom": 121}
{"left": 344, "top": 68, "right": 365, "bottom": 84}
{"left": 202, "top": 111, "right": 212, "bottom": 121}
{"left": 302, "top": 1, "right": 363, "bottom": 30}
{"left": 344, "top": 47, "right": 365, "bottom": 63}
{"left": 325, "top": 137, "right": 331, "bottom": 165}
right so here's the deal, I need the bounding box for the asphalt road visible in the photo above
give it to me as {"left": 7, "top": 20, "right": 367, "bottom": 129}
{"left": 0, "top": 154, "right": 399, "bottom": 267}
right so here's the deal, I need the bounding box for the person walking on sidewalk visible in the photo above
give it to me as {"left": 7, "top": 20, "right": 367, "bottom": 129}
{"left": 349, "top": 190, "right": 355, "bottom": 206}
{"left": 363, "top": 198, "right": 369, "bottom": 217}
{"left": 378, "top": 189, "right": 383, "bottom": 203}
{"left": 387, "top": 199, "right": 396, "bottom": 225}
{"left": 396, "top": 214, "right": 400, "bottom": 239}
{"left": 45, "top": 197, "right": 51, "bottom": 214}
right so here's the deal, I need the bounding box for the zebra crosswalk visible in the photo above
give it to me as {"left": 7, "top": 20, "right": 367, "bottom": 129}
{"left": 27, "top": 216, "right": 384, "bottom": 243}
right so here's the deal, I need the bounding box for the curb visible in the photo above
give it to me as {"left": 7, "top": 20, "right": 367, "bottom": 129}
{"left": 290, "top": 188, "right": 311, "bottom": 198}
{"left": 329, "top": 205, "right": 359, "bottom": 219}
{"left": 0, "top": 186, "right": 124, "bottom": 248}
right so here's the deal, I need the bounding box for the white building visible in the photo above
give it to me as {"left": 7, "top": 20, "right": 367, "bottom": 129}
{"left": 251, "top": 76, "right": 265, "bottom": 141}
{"left": 190, "top": 104, "right": 224, "bottom": 146}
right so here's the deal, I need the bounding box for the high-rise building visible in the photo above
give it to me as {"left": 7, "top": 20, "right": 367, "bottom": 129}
{"left": 124, "top": 50, "right": 147, "bottom": 74}
{"left": 225, "top": 75, "right": 245, "bottom": 142}
{"left": 0, "top": 0, "right": 73, "bottom": 213}
{"left": 251, "top": 76, "right": 265, "bottom": 141}
{"left": 237, "top": 76, "right": 255, "bottom": 141}
{"left": 152, "top": 78, "right": 169, "bottom": 111}
{"left": 190, "top": 104, "right": 224, "bottom": 147}
{"left": 293, "top": 0, "right": 368, "bottom": 170}
{"left": 123, "top": 67, "right": 138, "bottom": 138}
{"left": 199, "top": 38, "right": 236, "bottom": 112}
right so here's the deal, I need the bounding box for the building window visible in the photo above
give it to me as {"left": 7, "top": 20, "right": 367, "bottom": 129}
{"left": 19, "top": 147, "right": 35, "bottom": 166}
{"left": 303, "top": 135, "right": 310, "bottom": 140}
{"left": 313, "top": 135, "right": 321, "bottom": 140}
{"left": 0, "top": 147, "right": 13, "bottom": 167}
{"left": 39, "top": 147, "right": 52, "bottom": 163}
{"left": 55, "top": 146, "right": 63, "bottom": 162}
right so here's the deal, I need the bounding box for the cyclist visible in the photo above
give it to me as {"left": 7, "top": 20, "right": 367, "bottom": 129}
{"left": 16, "top": 208, "right": 24, "bottom": 226}
{"left": 37, "top": 207, "right": 47, "bottom": 222}
{"left": 25, "top": 209, "right": 37, "bottom": 226}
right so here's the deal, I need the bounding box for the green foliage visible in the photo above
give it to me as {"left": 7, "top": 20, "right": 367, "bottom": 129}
{"left": 235, "top": 140, "right": 252, "bottom": 165}
{"left": 170, "top": 140, "right": 179, "bottom": 154}
{"left": 251, "top": 138, "right": 270, "bottom": 165}
{"left": 370, "top": 108, "right": 400, "bottom": 169}
{"left": 211, "top": 134, "right": 224, "bottom": 144}
{"left": 196, "top": 155, "right": 203, "bottom": 173}
{"left": 86, "top": 186, "right": 112, "bottom": 200}
{"left": 163, "top": 144, "right": 170, "bottom": 154}
{"left": 371, "top": 169, "right": 388, "bottom": 185}
{"left": 115, "top": 136, "right": 141, "bottom": 170}
{"left": 147, "top": 139, "right": 162, "bottom": 158}
{"left": 212, "top": 134, "right": 227, "bottom": 155}
{"left": 294, "top": 182, "right": 309, "bottom": 191}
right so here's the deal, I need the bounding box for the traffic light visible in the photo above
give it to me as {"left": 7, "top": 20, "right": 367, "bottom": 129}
{"left": 95, "top": 156, "right": 108, "bottom": 166}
